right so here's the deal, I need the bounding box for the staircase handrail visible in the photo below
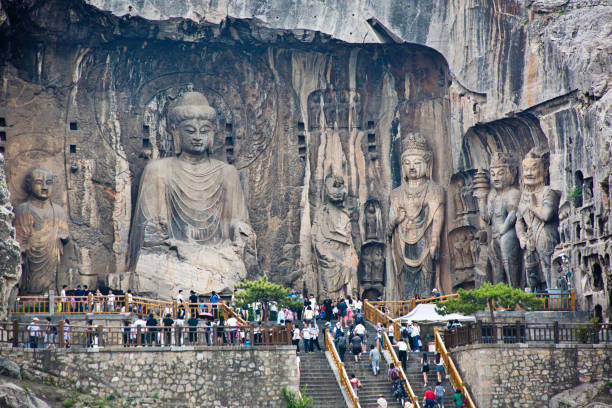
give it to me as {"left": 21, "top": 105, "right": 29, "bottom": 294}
{"left": 324, "top": 330, "right": 360, "bottom": 408}
{"left": 434, "top": 327, "right": 476, "bottom": 408}
{"left": 382, "top": 332, "right": 421, "bottom": 408}
{"left": 363, "top": 299, "right": 401, "bottom": 345}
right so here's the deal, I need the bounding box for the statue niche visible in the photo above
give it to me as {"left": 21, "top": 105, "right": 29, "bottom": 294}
{"left": 388, "top": 133, "right": 445, "bottom": 299}
{"left": 312, "top": 173, "right": 358, "bottom": 299}
{"left": 15, "top": 168, "right": 69, "bottom": 294}
{"left": 364, "top": 199, "right": 383, "bottom": 242}
{"left": 359, "top": 242, "right": 385, "bottom": 287}
{"left": 515, "top": 147, "right": 560, "bottom": 291}
{"left": 126, "top": 91, "right": 256, "bottom": 298}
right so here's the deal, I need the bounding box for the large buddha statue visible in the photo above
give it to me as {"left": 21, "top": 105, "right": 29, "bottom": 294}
{"left": 15, "top": 168, "right": 69, "bottom": 294}
{"left": 127, "top": 91, "right": 256, "bottom": 297}
{"left": 515, "top": 147, "right": 560, "bottom": 291}
{"left": 388, "top": 134, "right": 445, "bottom": 298}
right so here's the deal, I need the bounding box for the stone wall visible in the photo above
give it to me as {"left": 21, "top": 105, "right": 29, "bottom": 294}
{"left": 0, "top": 345, "right": 299, "bottom": 407}
{"left": 452, "top": 343, "right": 612, "bottom": 408}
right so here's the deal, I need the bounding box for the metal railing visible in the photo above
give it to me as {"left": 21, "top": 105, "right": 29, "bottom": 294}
{"left": 434, "top": 328, "right": 476, "bottom": 408}
{"left": 1, "top": 320, "right": 292, "bottom": 349}
{"left": 382, "top": 332, "right": 420, "bottom": 408}
{"left": 442, "top": 321, "right": 612, "bottom": 349}
{"left": 324, "top": 330, "right": 360, "bottom": 408}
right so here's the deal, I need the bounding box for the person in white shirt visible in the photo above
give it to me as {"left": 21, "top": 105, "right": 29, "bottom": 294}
{"left": 226, "top": 315, "right": 238, "bottom": 344}
{"left": 107, "top": 290, "right": 115, "bottom": 312}
{"left": 310, "top": 322, "right": 321, "bottom": 351}
{"left": 176, "top": 289, "right": 184, "bottom": 304}
{"left": 354, "top": 322, "right": 367, "bottom": 351}
{"left": 27, "top": 317, "right": 41, "bottom": 349}
{"left": 394, "top": 338, "right": 408, "bottom": 371}
{"left": 292, "top": 324, "right": 301, "bottom": 351}
{"left": 376, "top": 394, "right": 388, "bottom": 408}
{"left": 60, "top": 285, "right": 67, "bottom": 312}
{"left": 133, "top": 315, "right": 147, "bottom": 345}
{"left": 355, "top": 298, "right": 363, "bottom": 313}
{"left": 388, "top": 322, "right": 395, "bottom": 344}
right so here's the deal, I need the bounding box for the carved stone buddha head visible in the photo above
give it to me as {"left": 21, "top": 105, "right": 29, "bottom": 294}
{"left": 25, "top": 168, "right": 54, "bottom": 201}
{"left": 489, "top": 152, "right": 517, "bottom": 190}
{"left": 169, "top": 91, "right": 217, "bottom": 156}
{"left": 401, "top": 133, "right": 433, "bottom": 182}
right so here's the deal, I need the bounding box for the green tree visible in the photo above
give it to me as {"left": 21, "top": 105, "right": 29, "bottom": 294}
{"left": 435, "top": 283, "right": 544, "bottom": 323}
{"left": 281, "top": 386, "right": 313, "bottom": 408}
{"left": 235, "top": 276, "right": 303, "bottom": 322}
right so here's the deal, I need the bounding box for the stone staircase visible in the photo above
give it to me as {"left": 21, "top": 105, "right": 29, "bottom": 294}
{"left": 361, "top": 322, "right": 455, "bottom": 407}
{"left": 343, "top": 354, "right": 402, "bottom": 408}
{"left": 299, "top": 350, "right": 346, "bottom": 408}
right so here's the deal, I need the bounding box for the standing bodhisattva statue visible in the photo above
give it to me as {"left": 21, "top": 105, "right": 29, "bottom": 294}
{"left": 515, "top": 147, "right": 560, "bottom": 291}
{"left": 312, "top": 174, "right": 358, "bottom": 299}
{"left": 388, "top": 133, "right": 445, "bottom": 298}
{"left": 127, "top": 91, "right": 255, "bottom": 297}
{"left": 15, "top": 168, "right": 69, "bottom": 294}
{"left": 480, "top": 152, "right": 522, "bottom": 286}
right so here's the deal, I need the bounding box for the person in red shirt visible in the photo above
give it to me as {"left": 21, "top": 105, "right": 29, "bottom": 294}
{"left": 423, "top": 386, "right": 436, "bottom": 408}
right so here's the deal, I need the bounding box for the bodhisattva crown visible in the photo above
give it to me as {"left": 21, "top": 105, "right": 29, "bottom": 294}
{"left": 402, "top": 133, "right": 432, "bottom": 159}
{"left": 490, "top": 151, "right": 517, "bottom": 168}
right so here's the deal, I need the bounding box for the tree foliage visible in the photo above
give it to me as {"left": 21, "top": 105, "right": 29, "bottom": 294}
{"left": 235, "top": 276, "right": 302, "bottom": 310}
{"left": 281, "top": 386, "right": 313, "bottom": 408}
{"left": 435, "top": 283, "right": 544, "bottom": 323}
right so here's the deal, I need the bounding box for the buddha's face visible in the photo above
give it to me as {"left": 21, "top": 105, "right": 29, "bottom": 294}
{"left": 522, "top": 158, "right": 545, "bottom": 187}
{"left": 176, "top": 118, "right": 215, "bottom": 155}
{"left": 402, "top": 154, "right": 428, "bottom": 181}
{"left": 490, "top": 165, "right": 514, "bottom": 190}
{"left": 29, "top": 170, "right": 53, "bottom": 200}
{"left": 325, "top": 176, "right": 346, "bottom": 203}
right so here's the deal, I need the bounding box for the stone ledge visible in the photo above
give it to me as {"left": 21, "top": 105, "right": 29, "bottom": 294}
{"left": 0, "top": 345, "right": 296, "bottom": 353}
{"left": 450, "top": 342, "right": 612, "bottom": 352}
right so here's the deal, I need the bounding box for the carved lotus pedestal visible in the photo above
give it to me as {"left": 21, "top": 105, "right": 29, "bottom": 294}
{"left": 110, "top": 243, "right": 247, "bottom": 299}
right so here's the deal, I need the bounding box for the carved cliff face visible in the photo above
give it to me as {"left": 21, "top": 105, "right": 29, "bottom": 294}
{"left": 29, "top": 170, "right": 53, "bottom": 201}
{"left": 402, "top": 154, "right": 428, "bottom": 182}
{"left": 522, "top": 158, "right": 546, "bottom": 188}
{"left": 490, "top": 166, "right": 514, "bottom": 190}
{"left": 175, "top": 118, "right": 215, "bottom": 156}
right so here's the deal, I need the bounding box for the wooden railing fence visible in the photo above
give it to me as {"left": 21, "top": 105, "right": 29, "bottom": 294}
{"left": 382, "top": 332, "right": 421, "bottom": 408}
{"left": 434, "top": 328, "right": 476, "bottom": 408}
{"left": 324, "top": 330, "right": 360, "bottom": 408}
{"left": 1, "top": 321, "right": 291, "bottom": 349}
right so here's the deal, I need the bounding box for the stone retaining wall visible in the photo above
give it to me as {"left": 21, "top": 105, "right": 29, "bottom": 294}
{"left": 452, "top": 343, "right": 612, "bottom": 408}
{"left": 0, "top": 345, "right": 299, "bottom": 407}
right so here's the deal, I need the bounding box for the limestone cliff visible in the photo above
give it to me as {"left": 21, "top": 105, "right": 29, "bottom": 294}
{"left": 0, "top": 0, "right": 610, "bottom": 309}
{"left": 0, "top": 154, "right": 21, "bottom": 319}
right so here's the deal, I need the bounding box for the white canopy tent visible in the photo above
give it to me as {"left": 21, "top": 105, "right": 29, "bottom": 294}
{"left": 395, "top": 303, "right": 476, "bottom": 324}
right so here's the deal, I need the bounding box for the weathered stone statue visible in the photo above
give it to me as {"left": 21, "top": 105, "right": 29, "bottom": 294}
{"left": 312, "top": 173, "right": 358, "bottom": 299}
{"left": 127, "top": 91, "right": 256, "bottom": 297}
{"left": 14, "top": 168, "right": 69, "bottom": 294}
{"left": 515, "top": 147, "right": 560, "bottom": 291}
{"left": 389, "top": 133, "right": 445, "bottom": 298}
{"left": 364, "top": 199, "right": 383, "bottom": 241}
{"left": 481, "top": 152, "right": 522, "bottom": 286}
